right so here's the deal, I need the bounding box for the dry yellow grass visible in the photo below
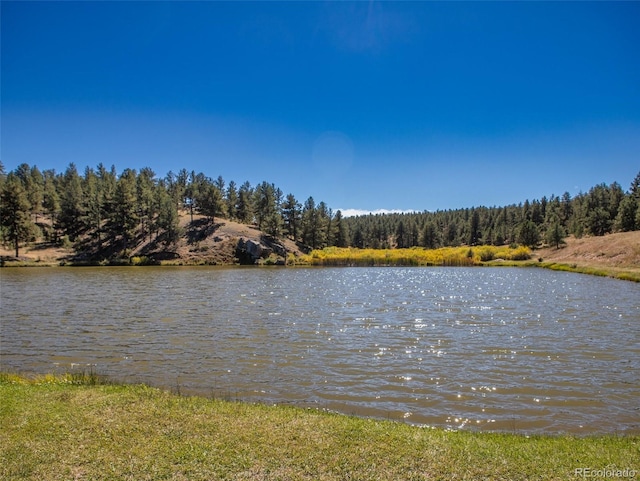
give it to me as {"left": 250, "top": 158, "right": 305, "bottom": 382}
{"left": 536, "top": 231, "right": 640, "bottom": 269}
{"left": 298, "top": 245, "right": 531, "bottom": 266}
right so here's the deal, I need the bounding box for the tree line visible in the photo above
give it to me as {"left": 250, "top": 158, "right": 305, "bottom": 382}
{"left": 343, "top": 174, "right": 640, "bottom": 251}
{"left": 1, "top": 160, "right": 639, "bottom": 258}
{"left": 0, "top": 161, "right": 347, "bottom": 257}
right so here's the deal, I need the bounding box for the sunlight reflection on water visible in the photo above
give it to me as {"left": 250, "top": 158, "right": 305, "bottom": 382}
{"left": 1, "top": 266, "right": 639, "bottom": 434}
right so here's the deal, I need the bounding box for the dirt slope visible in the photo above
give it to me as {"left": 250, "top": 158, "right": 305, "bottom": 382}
{"left": 535, "top": 231, "right": 640, "bottom": 270}
{"left": 135, "top": 214, "right": 306, "bottom": 264}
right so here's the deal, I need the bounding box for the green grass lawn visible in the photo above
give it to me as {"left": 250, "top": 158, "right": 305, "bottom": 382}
{"left": 1, "top": 374, "right": 638, "bottom": 480}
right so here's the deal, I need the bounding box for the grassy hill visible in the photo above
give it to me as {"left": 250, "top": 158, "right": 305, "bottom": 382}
{"left": 530, "top": 230, "right": 640, "bottom": 281}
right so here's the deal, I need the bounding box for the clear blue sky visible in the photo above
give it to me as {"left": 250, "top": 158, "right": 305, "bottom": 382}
{"left": 2, "top": 1, "right": 639, "bottom": 214}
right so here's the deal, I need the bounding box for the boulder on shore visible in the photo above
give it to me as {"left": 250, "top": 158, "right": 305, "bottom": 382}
{"left": 236, "top": 238, "right": 272, "bottom": 264}
{"left": 235, "top": 237, "right": 290, "bottom": 264}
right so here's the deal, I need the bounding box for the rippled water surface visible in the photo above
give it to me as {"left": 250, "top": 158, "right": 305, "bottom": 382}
{"left": 1, "top": 266, "right": 639, "bottom": 433}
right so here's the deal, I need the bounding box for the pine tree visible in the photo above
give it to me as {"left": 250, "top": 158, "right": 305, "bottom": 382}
{"left": 42, "top": 170, "right": 60, "bottom": 241}
{"left": 421, "top": 221, "right": 439, "bottom": 249}
{"left": 587, "top": 207, "right": 612, "bottom": 236}
{"left": 184, "top": 171, "right": 200, "bottom": 223}
{"left": 111, "top": 169, "right": 139, "bottom": 250}
{"left": 614, "top": 196, "right": 637, "bottom": 232}
{"left": 214, "top": 176, "right": 227, "bottom": 218}
{"left": 281, "top": 193, "right": 302, "bottom": 241}
{"left": 333, "top": 210, "right": 349, "bottom": 247}
{"left": 409, "top": 219, "right": 419, "bottom": 247}
{"left": 57, "top": 163, "right": 85, "bottom": 241}
{"left": 445, "top": 221, "right": 458, "bottom": 246}
{"left": 630, "top": 171, "right": 640, "bottom": 200}
{"left": 28, "top": 166, "right": 45, "bottom": 223}
{"left": 155, "top": 186, "right": 181, "bottom": 245}
{"left": 517, "top": 220, "right": 540, "bottom": 247}
{"left": 315, "top": 201, "right": 330, "bottom": 248}
{"left": 197, "top": 182, "right": 224, "bottom": 223}
{"left": 395, "top": 220, "right": 407, "bottom": 248}
{"left": 253, "top": 182, "right": 278, "bottom": 233}
{"left": 607, "top": 182, "right": 625, "bottom": 221}
{"left": 226, "top": 181, "right": 238, "bottom": 221}
{"left": 176, "top": 169, "right": 189, "bottom": 209}
{"left": 351, "top": 224, "right": 365, "bottom": 248}
{"left": 0, "top": 173, "right": 35, "bottom": 257}
{"left": 83, "top": 167, "right": 103, "bottom": 244}
{"left": 301, "top": 196, "right": 318, "bottom": 248}
{"left": 97, "top": 164, "right": 117, "bottom": 230}
{"left": 561, "top": 191, "right": 572, "bottom": 226}
{"left": 164, "top": 171, "right": 181, "bottom": 208}
{"left": 545, "top": 220, "right": 566, "bottom": 249}
{"left": 264, "top": 208, "right": 283, "bottom": 238}
{"left": 137, "top": 167, "right": 157, "bottom": 241}
{"left": 469, "top": 209, "right": 481, "bottom": 245}
{"left": 237, "top": 181, "right": 254, "bottom": 224}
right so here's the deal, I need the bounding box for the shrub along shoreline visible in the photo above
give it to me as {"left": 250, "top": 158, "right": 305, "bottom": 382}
{"left": 296, "top": 245, "right": 640, "bottom": 282}
{"left": 297, "top": 245, "right": 532, "bottom": 266}
{"left": 1, "top": 373, "right": 638, "bottom": 480}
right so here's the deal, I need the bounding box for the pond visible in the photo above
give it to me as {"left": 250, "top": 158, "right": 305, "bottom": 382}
{"left": 1, "top": 266, "right": 639, "bottom": 434}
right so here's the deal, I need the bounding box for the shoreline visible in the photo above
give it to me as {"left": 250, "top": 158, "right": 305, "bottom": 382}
{"left": 484, "top": 259, "right": 640, "bottom": 282}
{"left": 3, "top": 255, "right": 639, "bottom": 282}
{"left": 2, "top": 373, "right": 638, "bottom": 480}
{"left": 2, "top": 230, "right": 639, "bottom": 282}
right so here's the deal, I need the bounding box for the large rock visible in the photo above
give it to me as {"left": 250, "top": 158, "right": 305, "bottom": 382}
{"left": 236, "top": 238, "right": 272, "bottom": 264}
{"left": 266, "top": 239, "right": 287, "bottom": 257}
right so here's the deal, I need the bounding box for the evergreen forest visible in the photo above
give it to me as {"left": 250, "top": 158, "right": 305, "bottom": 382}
{"left": 1, "top": 160, "right": 639, "bottom": 260}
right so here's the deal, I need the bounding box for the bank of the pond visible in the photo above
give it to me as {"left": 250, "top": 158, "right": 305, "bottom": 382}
{"left": 482, "top": 259, "right": 640, "bottom": 282}
{"left": 1, "top": 374, "right": 638, "bottom": 481}
{"left": 296, "top": 232, "right": 640, "bottom": 282}
{"left": 3, "top": 230, "right": 639, "bottom": 282}
{"left": 537, "top": 262, "right": 640, "bottom": 282}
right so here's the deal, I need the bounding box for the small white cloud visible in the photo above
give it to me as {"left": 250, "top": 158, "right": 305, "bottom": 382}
{"left": 339, "top": 208, "right": 417, "bottom": 218}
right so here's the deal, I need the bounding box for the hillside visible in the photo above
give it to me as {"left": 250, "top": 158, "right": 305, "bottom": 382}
{"left": 133, "top": 214, "right": 307, "bottom": 265}
{"left": 0, "top": 211, "right": 307, "bottom": 266}
{"left": 535, "top": 230, "right": 640, "bottom": 272}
